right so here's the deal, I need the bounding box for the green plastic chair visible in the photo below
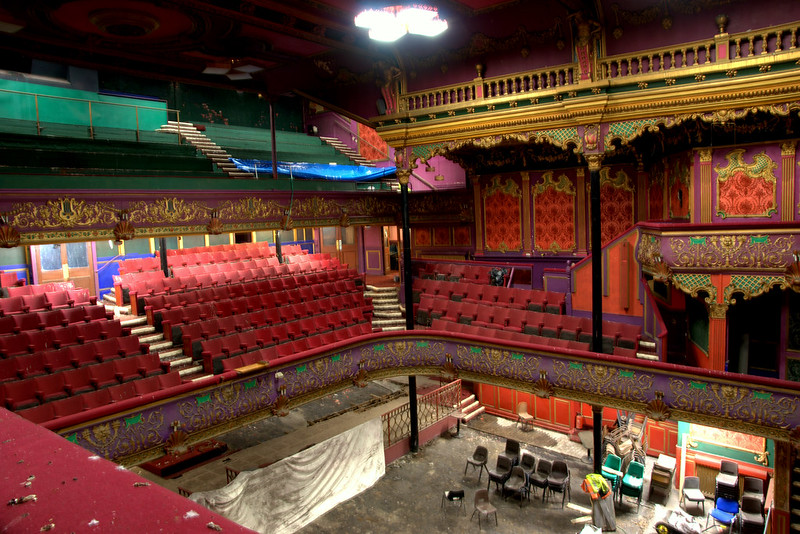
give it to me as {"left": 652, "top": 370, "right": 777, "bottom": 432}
{"left": 600, "top": 453, "right": 622, "bottom": 495}
{"left": 619, "top": 461, "right": 645, "bottom": 511}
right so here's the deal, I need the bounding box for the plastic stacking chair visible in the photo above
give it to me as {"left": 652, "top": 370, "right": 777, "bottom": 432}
{"left": 498, "top": 438, "right": 521, "bottom": 466}
{"left": 465, "top": 445, "right": 489, "bottom": 482}
{"left": 519, "top": 452, "right": 536, "bottom": 480}
{"left": 619, "top": 461, "right": 645, "bottom": 511}
{"left": 529, "top": 458, "right": 551, "bottom": 499}
{"left": 487, "top": 455, "right": 513, "bottom": 492}
{"left": 742, "top": 476, "right": 765, "bottom": 508}
{"left": 715, "top": 460, "right": 739, "bottom": 501}
{"left": 503, "top": 466, "right": 529, "bottom": 507}
{"left": 517, "top": 402, "right": 534, "bottom": 431}
{"left": 680, "top": 476, "right": 705, "bottom": 514}
{"left": 739, "top": 494, "right": 765, "bottom": 534}
{"left": 600, "top": 453, "right": 623, "bottom": 497}
{"left": 545, "top": 459, "right": 571, "bottom": 508}
{"left": 441, "top": 489, "right": 466, "bottom": 516}
{"left": 706, "top": 497, "right": 739, "bottom": 532}
{"left": 471, "top": 489, "right": 497, "bottom": 529}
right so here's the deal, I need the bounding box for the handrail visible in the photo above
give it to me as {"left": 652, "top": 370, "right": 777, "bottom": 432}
{"left": 599, "top": 20, "right": 800, "bottom": 80}
{"left": 0, "top": 86, "right": 180, "bottom": 142}
{"left": 382, "top": 379, "right": 461, "bottom": 447}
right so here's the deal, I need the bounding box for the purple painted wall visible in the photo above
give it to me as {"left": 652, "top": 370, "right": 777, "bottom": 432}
{"left": 362, "top": 225, "right": 384, "bottom": 276}
{"left": 603, "top": 0, "right": 800, "bottom": 56}
{"left": 411, "top": 156, "right": 466, "bottom": 191}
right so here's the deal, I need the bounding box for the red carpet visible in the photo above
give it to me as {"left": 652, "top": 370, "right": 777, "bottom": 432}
{"left": 0, "top": 409, "right": 254, "bottom": 533}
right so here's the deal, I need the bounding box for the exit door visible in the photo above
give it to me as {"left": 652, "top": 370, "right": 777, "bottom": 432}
{"left": 34, "top": 242, "right": 96, "bottom": 293}
{"left": 320, "top": 226, "right": 358, "bottom": 270}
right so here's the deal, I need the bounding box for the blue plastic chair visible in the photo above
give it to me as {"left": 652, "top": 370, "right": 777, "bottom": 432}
{"left": 706, "top": 497, "right": 739, "bottom": 531}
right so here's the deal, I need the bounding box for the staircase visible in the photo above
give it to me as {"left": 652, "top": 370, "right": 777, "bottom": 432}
{"left": 156, "top": 121, "right": 255, "bottom": 179}
{"left": 636, "top": 339, "right": 660, "bottom": 361}
{"left": 318, "top": 136, "right": 373, "bottom": 166}
{"left": 366, "top": 285, "right": 405, "bottom": 332}
{"left": 457, "top": 393, "right": 485, "bottom": 423}
{"left": 102, "top": 293, "right": 208, "bottom": 381}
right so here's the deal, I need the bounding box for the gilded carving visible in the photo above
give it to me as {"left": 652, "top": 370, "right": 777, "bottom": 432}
{"left": 0, "top": 218, "right": 21, "bottom": 248}
{"left": 669, "top": 234, "right": 794, "bottom": 270}
{"left": 129, "top": 198, "right": 210, "bottom": 224}
{"left": 671, "top": 273, "right": 716, "bottom": 304}
{"left": 599, "top": 167, "right": 634, "bottom": 192}
{"left": 552, "top": 361, "right": 652, "bottom": 402}
{"left": 533, "top": 370, "right": 553, "bottom": 398}
{"left": 11, "top": 198, "right": 118, "bottom": 229}
{"left": 646, "top": 391, "right": 671, "bottom": 421}
{"left": 723, "top": 274, "right": 788, "bottom": 305}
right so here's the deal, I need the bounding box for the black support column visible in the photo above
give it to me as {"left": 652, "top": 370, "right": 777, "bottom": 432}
{"left": 587, "top": 154, "right": 604, "bottom": 473}
{"left": 158, "top": 237, "right": 169, "bottom": 277}
{"left": 397, "top": 161, "right": 419, "bottom": 453}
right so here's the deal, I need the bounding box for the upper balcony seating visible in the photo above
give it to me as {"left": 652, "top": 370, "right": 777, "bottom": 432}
{"left": 422, "top": 299, "right": 642, "bottom": 355}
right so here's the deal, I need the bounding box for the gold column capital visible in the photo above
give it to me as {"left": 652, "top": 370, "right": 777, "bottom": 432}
{"left": 397, "top": 168, "right": 411, "bottom": 186}
{"left": 781, "top": 141, "right": 797, "bottom": 157}
{"left": 698, "top": 148, "right": 713, "bottom": 163}
{"left": 708, "top": 302, "right": 728, "bottom": 319}
{"left": 585, "top": 154, "right": 604, "bottom": 172}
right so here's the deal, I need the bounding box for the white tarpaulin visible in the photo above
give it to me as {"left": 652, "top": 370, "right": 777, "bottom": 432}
{"left": 190, "top": 418, "right": 385, "bottom": 534}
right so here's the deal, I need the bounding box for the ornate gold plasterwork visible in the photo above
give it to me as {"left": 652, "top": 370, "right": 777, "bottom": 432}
{"left": 715, "top": 149, "right": 778, "bottom": 219}
{"left": 129, "top": 198, "right": 211, "bottom": 224}
{"left": 11, "top": 197, "right": 118, "bottom": 229}
{"left": 646, "top": 391, "right": 671, "bottom": 422}
{"left": 669, "top": 234, "right": 794, "bottom": 270}
{"left": 723, "top": 274, "right": 788, "bottom": 305}
{"left": 599, "top": 166, "right": 634, "bottom": 192}
{"left": 552, "top": 361, "right": 652, "bottom": 402}
{"left": 669, "top": 379, "right": 798, "bottom": 429}
{"left": 671, "top": 273, "right": 716, "bottom": 303}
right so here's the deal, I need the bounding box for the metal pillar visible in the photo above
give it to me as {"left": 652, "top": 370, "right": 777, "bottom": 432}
{"left": 592, "top": 405, "right": 603, "bottom": 473}
{"left": 588, "top": 155, "right": 604, "bottom": 474}
{"left": 158, "top": 237, "right": 169, "bottom": 277}
{"left": 398, "top": 165, "right": 419, "bottom": 453}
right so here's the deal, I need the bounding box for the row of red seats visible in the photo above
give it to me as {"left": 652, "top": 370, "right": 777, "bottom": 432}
{"left": 169, "top": 256, "right": 340, "bottom": 279}
{"left": 0, "top": 288, "right": 97, "bottom": 317}
{"left": 144, "top": 275, "right": 363, "bottom": 327}
{"left": 0, "top": 319, "right": 130, "bottom": 358}
{"left": 413, "top": 278, "right": 565, "bottom": 315}
{"left": 0, "top": 270, "right": 25, "bottom": 290}
{"left": 163, "top": 245, "right": 298, "bottom": 269}
{"left": 419, "top": 296, "right": 642, "bottom": 353}
{"left": 118, "top": 256, "right": 162, "bottom": 275}
{"left": 5, "top": 281, "right": 73, "bottom": 298}
{"left": 0, "top": 336, "right": 149, "bottom": 384}
{"left": 162, "top": 241, "right": 277, "bottom": 257}
{"left": 430, "top": 319, "right": 591, "bottom": 351}
{"left": 119, "top": 264, "right": 360, "bottom": 313}
{"left": 0, "top": 352, "right": 168, "bottom": 411}
{"left": 200, "top": 308, "right": 372, "bottom": 373}
{"left": 0, "top": 305, "right": 113, "bottom": 336}
{"left": 218, "top": 322, "right": 374, "bottom": 374}
{"left": 14, "top": 369, "right": 181, "bottom": 424}
{"left": 173, "top": 295, "right": 371, "bottom": 357}
{"left": 418, "top": 262, "right": 495, "bottom": 285}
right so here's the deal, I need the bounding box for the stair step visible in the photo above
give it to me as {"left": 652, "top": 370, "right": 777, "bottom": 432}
{"left": 379, "top": 325, "right": 405, "bottom": 331}
{"left": 168, "top": 356, "right": 194, "bottom": 368}
{"left": 462, "top": 399, "right": 481, "bottom": 413}
{"left": 158, "top": 348, "right": 184, "bottom": 360}
{"left": 639, "top": 340, "right": 657, "bottom": 350}
{"left": 120, "top": 315, "right": 147, "bottom": 328}
{"left": 636, "top": 353, "right": 659, "bottom": 361}
{"left": 460, "top": 394, "right": 476, "bottom": 407}
{"left": 130, "top": 325, "right": 156, "bottom": 336}
{"left": 138, "top": 332, "right": 164, "bottom": 343}
{"left": 147, "top": 341, "right": 174, "bottom": 352}
{"left": 104, "top": 293, "right": 117, "bottom": 304}
{"left": 178, "top": 365, "right": 204, "bottom": 377}
{"left": 463, "top": 406, "right": 485, "bottom": 422}
{"left": 374, "top": 311, "right": 403, "bottom": 319}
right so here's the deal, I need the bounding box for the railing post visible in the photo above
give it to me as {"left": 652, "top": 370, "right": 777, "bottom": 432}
{"left": 176, "top": 110, "right": 182, "bottom": 144}
{"left": 34, "top": 94, "right": 41, "bottom": 135}
{"left": 88, "top": 101, "right": 94, "bottom": 139}
{"left": 135, "top": 106, "right": 140, "bottom": 142}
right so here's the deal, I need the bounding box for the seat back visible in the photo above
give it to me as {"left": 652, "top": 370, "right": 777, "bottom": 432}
{"left": 741, "top": 495, "right": 763, "bottom": 515}
{"left": 719, "top": 460, "right": 739, "bottom": 477}
{"left": 603, "top": 453, "right": 622, "bottom": 471}
{"left": 683, "top": 475, "right": 700, "bottom": 490}
{"left": 625, "top": 461, "right": 645, "bottom": 479}
{"left": 472, "top": 446, "right": 488, "bottom": 463}
{"left": 520, "top": 452, "right": 536, "bottom": 472}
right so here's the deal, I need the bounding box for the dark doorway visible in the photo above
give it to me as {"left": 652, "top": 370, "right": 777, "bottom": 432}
{"left": 727, "top": 288, "right": 781, "bottom": 378}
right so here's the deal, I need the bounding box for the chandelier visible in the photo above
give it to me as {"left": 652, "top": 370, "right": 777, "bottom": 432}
{"left": 354, "top": 5, "right": 447, "bottom": 42}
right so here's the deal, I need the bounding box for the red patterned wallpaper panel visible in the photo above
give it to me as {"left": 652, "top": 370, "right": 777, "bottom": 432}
{"left": 533, "top": 172, "right": 575, "bottom": 252}
{"left": 715, "top": 149, "right": 777, "bottom": 218}
{"left": 600, "top": 168, "right": 634, "bottom": 246}
{"left": 433, "top": 226, "right": 451, "bottom": 246}
{"left": 669, "top": 152, "right": 691, "bottom": 219}
{"left": 453, "top": 226, "right": 471, "bottom": 246}
{"left": 414, "top": 227, "right": 432, "bottom": 247}
{"left": 357, "top": 123, "right": 388, "bottom": 161}
{"left": 483, "top": 176, "right": 522, "bottom": 252}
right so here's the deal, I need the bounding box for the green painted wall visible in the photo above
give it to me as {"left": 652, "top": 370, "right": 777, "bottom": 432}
{"left": 676, "top": 421, "right": 773, "bottom": 469}
{"left": 0, "top": 79, "right": 167, "bottom": 130}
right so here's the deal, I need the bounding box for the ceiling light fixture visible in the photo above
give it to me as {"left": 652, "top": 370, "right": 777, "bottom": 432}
{"left": 355, "top": 5, "right": 447, "bottom": 42}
